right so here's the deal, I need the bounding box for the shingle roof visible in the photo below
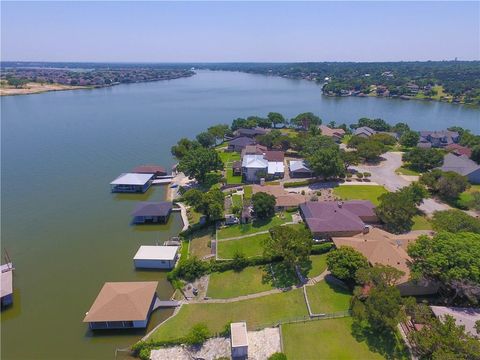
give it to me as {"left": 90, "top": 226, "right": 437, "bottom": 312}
{"left": 319, "top": 125, "right": 346, "bottom": 138}
{"left": 236, "top": 127, "right": 268, "bottom": 137}
{"left": 131, "top": 202, "right": 173, "bottom": 217}
{"left": 264, "top": 151, "right": 285, "bottom": 162}
{"left": 354, "top": 126, "right": 376, "bottom": 137}
{"left": 440, "top": 153, "right": 480, "bottom": 176}
{"left": 83, "top": 282, "right": 158, "bottom": 322}
{"left": 229, "top": 137, "right": 256, "bottom": 147}
{"left": 445, "top": 144, "right": 473, "bottom": 157}
{"left": 289, "top": 160, "right": 312, "bottom": 173}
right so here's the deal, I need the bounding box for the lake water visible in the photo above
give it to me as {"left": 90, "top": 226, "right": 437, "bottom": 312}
{"left": 1, "top": 70, "right": 479, "bottom": 360}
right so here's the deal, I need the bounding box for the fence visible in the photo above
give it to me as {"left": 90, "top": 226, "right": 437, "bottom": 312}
{"left": 252, "top": 310, "right": 351, "bottom": 331}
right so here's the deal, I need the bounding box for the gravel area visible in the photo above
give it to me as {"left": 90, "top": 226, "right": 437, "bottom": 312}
{"left": 150, "top": 327, "right": 282, "bottom": 360}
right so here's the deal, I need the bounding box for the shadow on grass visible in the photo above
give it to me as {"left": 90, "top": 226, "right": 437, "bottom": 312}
{"left": 261, "top": 262, "right": 300, "bottom": 289}
{"left": 350, "top": 320, "right": 410, "bottom": 360}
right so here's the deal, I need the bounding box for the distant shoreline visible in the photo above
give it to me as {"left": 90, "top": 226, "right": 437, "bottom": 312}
{"left": 0, "top": 82, "right": 94, "bottom": 96}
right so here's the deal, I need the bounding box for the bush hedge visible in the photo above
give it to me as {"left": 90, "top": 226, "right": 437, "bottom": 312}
{"left": 310, "top": 242, "right": 334, "bottom": 255}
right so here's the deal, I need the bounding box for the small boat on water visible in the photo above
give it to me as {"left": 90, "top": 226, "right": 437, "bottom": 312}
{"left": 1, "top": 251, "right": 14, "bottom": 308}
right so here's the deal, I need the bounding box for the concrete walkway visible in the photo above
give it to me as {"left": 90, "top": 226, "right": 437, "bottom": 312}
{"left": 175, "top": 202, "right": 190, "bottom": 231}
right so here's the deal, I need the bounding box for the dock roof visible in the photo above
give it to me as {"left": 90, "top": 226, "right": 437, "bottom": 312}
{"left": 132, "top": 165, "right": 166, "bottom": 175}
{"left": 230, "top": 322, "right": 249, "bottom": 348}
{"left": 133, "top": 246, "right": 179, "bottom": 261}
{"left": 131, "top": 202, "right": 173, "bottom": 217}
{"left": 83, "top": 281, "right": 158, "bottom": 322}
{"left": 110, "top": 173, "right": 154, "bottom": 186}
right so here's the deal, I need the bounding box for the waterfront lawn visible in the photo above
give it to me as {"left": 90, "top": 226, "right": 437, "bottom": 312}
{"left": 334, "top": 185, "right": 388, "bottom": 206}
{"left": 220, "top": 151, "right": 242, "bottom": 185}
{"left": 231, "top": 194, "right": 243, "bottom": 208}
{"left": 217, "top": 212, "right": 293, "bottom": 239}
{"left": 217, "top": 233, "right": 269, "bottom": 259}
{"left": 411, "top": 215, "right": 432, "bottom": 230}
{"left": 396, "top": 166, "right": 420, "bottom": 176}
{"left": 207, "top": 266, "right": 274, "bottom": 298}
{"left": 282, "top": 318, "right": 388, "bottom": 360}
{"left": 306, "top": 254, "right": 328, "bottom": 278}
{"left": 189, "top": 226, "right": 213, "bottom": 259}
{"left": 150, "top": 288, "right": 308, "bottom": 341}
{"left": 306, "top": 281, "right": 351, "bottom": 314}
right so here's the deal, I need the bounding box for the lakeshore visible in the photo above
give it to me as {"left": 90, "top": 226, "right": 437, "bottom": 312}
{"left": 0, "top": 82, "right": 92, "bottom": 96}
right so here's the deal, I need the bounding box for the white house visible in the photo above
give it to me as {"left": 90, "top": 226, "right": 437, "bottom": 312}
{"left": 231, "top": 322, "right": 249, "bottom": 358}
{"left": 133, "top": 246, "right": 179, "bottom": 269}
{"left": 242, "top": 154, "right": 268, "bottom": 182}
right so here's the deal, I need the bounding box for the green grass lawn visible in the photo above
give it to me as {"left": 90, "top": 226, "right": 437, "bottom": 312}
{"left": 149, "top": 288, "right": 308, "bottom": 341}
{"left": 334, "top": 185, "right": 388, "bottom": 206}
{"left": 231, "top": 194, "right": 243, "bottom": 208}
{"left": 217, "top": 212, "right": 293, "bottom": 239}
{"left": 207, "top": 266, "right": 274, "bottom": 298}
{"left": 395, "top": 166, "right": 420, "bottom": 176}
{"left": 217, "top": 233, "right": 269, "bottom": 259}
{"left": 282, "top": 317, "right": 387, "bottom": 360}
{"left": 411, "top": 215, "right": 432, "bottom": 230}
{"left": 306, "top": 281, "right": 352, "bottom": 314}
{"left": 456, "top": 185, "right": 480, "bottom": 209}
{"left": 188, "top": 226, "right": 213, "bottom": 259}
{"left": 307, "top": 254, "right": 328, "bottom": 278}
{"left": 219, "top": 151, "right": 243, "bottom": 184}
{"left": 244, "top": 185, "right": 253, "bottom": 201}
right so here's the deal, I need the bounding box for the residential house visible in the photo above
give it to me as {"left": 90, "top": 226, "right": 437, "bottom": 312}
{"left": 132, "top": 165, "right": 167, "bottom": 177}
{"left": 440, "top": 153, "right": 480, "bottom": 184}
{"left": 110, "top": 173, "right": 155, "bottom": 193}
{"left": 240, "top": 144, "right": 268, "bottom": 158}
{"left": 83, "top": 282, "right": 158, "bottom": 329}
{"left": 418, "top": 130, "right": 460, "bottom": 148}
{"left": 230, "top": 322, "right": 249, "bottom": 358}
{"left": 232, "top": 161, "right": 242, "bottom": 176}
{"left": 353, "top": 126, "right": 376, "bottom": 138}
{"left": 300, "top": 201, "right": 377, "bottom": 238}
{"left": 227, "top": 137, "right": 256, "bottom": 152}
{"left": 252, "top": 184, "right": 307, "bottom": 211}
{"left": 332, "top": 228, "right": 439, "bottom": 296}
{"left": 242, "top": 155, "right": 268, "bottom": 182}
{"left": 319, "top": 124, "right": 346, "bottom": 142}
{"left": 289, "top": 160, "right": 314, "bottom": 178}
{"left": 234, "top": 127, "right": 269, "bottom": 138}
{"left": 133, "top": 246, "right": 179, "bottom": 269}
{"left": 430, "top": 306, "right": 480, "bottom": 337}
{"left": 131, "top": 202, "right": 173, "bottom": 224}
{"left": 264, "top": 151, "right": 285, "bottom": 179}
{"left": 445, "top": 144, "right": 472, "bottom": 157}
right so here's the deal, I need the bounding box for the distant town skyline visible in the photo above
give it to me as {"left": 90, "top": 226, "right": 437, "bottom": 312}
{"left": 1, "top": 1, "right": 479, "bottom": 62}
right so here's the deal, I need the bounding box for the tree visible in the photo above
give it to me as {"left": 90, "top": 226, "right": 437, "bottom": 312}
{"left": 290, "top": 112, "right": 321, "bottom": 130}
{"left": 267, "top": 112, "right": 286, "bottom": 128}
{"left": 305, "top": 147, "right": 345, "bottom": 179}
{"left": 326, "top": 247, "right": 369, "bottom": 284}
{"left": 408, "top": 232, "right": 480, "bottom": 304}
{"left": 391, "top": 122, "right": 410, "bottom": 135}
{"left": 356, "top": 118, "right": 391, "bottom": 131}
{"left": 420, "top": 170, "right": 469, "bottom": 200}
{"left": 402, "top": 148, "right": 443, "bottom": 172}
{"left": 347, "top": 135, "right": 367, "bottom": 149}
{"left": 375, "top": 190, "right": 418, "bottom": 234}
{"left": 356, "top": 140, "right": 386, "bottom": 162}
{"left": 340, "top": 150, "right": 360, "bottom": 170}
{"left": 207, "top": 124, "right": 230, "bottom": 143}
{"left": 402, "top": 182, "right": 428, "bottom": 205}
{"left": 468, "top": 191, "right": 480, "bottom": 211}
{"left": 370, "top": 133, "right": 397, "bottom": 146}
{"left": 471, "top": 145, "right": 480, "bottom": 164}
{"left": 252, "top": 192, "right": 276, "bottom": 219}
{"left": 356, "top": 264, "right": 405, "bottom": 288}
{"left": 399, "top": 130, "right": 420, "bottom": 147}
{"left": 177, "top": 147, "right": 223, "bottom": 183}
{"left": 408, "top": 315, "right": 480, "bottom": 359}
{"left": 185, "top": 323, "right": 210, "bottom": 346}
{"left": 174, "top": 257, "right": 209, "bottom": 282}
{"left": 264, "top": 226, "right": 312, "bottom": 268}
{"left": 196, "top": 131, "right": 216, "bottom": 148}
{"left": 431, "top": 210, "right": 480, "bottom": 233}
{"left": 171, "top": 138, "right": 200, "bottom": 159}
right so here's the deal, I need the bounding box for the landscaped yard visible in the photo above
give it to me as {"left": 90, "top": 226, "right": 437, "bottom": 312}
{"left": 456, "top": 185, "right": 480, "bottom": 209}
{"left": 217, "top": 233, "right": 269, "bottom": 259}
{"left": 306, "top": 254, "right": 328, "bottom": 278}
{"left": 334, "top": 185, "right": 388, "bottom": 205}
{"left": 395, "top": 166, "right": 420, "bottom": 176}
{"left": 207, "top": 266, "right": 274, "bottom": 298}
{"left": 282, "top": 317, "right": 386, "bottom": 360}
{"left": 411, "top": 215, "right": 432, "bottom": 230}
{"left": 188, "top": 226, "right": 213, "bottom": 259}
{"left": 244, "top": 185, "right": 253, "bottom": 201}
{"left": 149, "top": 288, "right": 308, "bottom": 341}
{"left": 231, "top": 194, "right": 243, "bottom": 208}
{"left": 305, "top": 280, "right": 351, "bottom": 314}
{"left": 219, "top": 151, "right": 242, "bottom": 184}
{"left": 217, "top": 212, "right": 293, "bottom": 239}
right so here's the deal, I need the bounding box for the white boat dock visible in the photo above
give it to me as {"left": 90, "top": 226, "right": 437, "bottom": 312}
{"left": 152, "top": 178, "right": 172, "bottom": 185}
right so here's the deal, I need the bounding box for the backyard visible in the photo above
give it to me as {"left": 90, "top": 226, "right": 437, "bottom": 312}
{"left": 219, "top": 150, "right": 242, "bottom": 184}
{"left": 217, "top": 233, "right": 269, "bottom": 259}
{"left": 305, "top": 280, "right": 351, "bottom": 314}
{"left": 217, "top": 212, "right": 293, "bottom": 239}
{"left": 334, "top": 185, "right": 388, "bottom": 205}
{"left": 189, "top": 226, "right": 213, "bottom": 259}
{"left": 282, "top": 318, "right": 387, "bottom": 360}
{"left": 411, "top": 215, "right": 432, "bottom": 230}
{"left": 149, "top": 289, "right": 308, "bottom": 342}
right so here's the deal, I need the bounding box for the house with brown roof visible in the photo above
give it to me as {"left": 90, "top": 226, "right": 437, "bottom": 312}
{"left": 319, "top": 125, "right": 346, "bottom": 142}
{"left": 132, "top": 165, "right": 167, "bottom": 177}
{"left": 240, "top": 144, "right": 268, "bottom": 158}
{"left": 252, "top": 184, "right": 307, "bottom": 210}
{"left": 83, "top": 281, "right": 158, "bottom": 329}
{"left": 300, "top": 201, "right": 377, "bottom": 238}
{"left": 445, "top": 144, "right": 473, "bottom": 158}
{"left": 332, "top": 228, "right": 438, "bottom": 296}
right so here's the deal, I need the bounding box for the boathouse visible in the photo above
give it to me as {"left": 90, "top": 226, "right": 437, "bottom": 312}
{"left": 132, "top": 165, "right": 167, "bottom": 177}
{"left": 83, "top": 281, "right": 158, "bottom": 329}
{"left": 231, "top": 322, "right": 249, "bottom": 358}
{"left": 110, "top": 173, "right": 154, "bottom": 193}
{"left": 1, "top": 266, "right": 13, "bottom": 307}
{"left": 131, "top": 202, "right": 173, "bottom": 224}
{"left": 133, "top": 246, "right": 179, "bottom": 269}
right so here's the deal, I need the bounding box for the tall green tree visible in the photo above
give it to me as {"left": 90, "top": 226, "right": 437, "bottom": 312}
{"left": 431, "top": 209, "right": 480, "bottom": 233}
{"left": 356, "top": 140, "right": 386, "bottom": 162}
{"left": 402, "top": 148, "right": 443, "bottom": 172}
{"left": 207, "top": 124, "right": 230, "bottom": 144}
{"left": 399, "top": 130, "right": 420, "bottom": 147}
{"left": 326, "top": 247, "right": 369, "bottom": 284}
{"left": 375, "top": 190, "right": 418, "bottom": 234}
{"left": 290, "top": 112, "right": 321, "bottom": 130}
{"left": 252, "top": 192, "right": 276, "bottom": 219}
{"left": 471, "top": 145, "right": 480, "bottom": 164}
{"left": 177, "top": 147, "right": 223, "bottom": 183}
{"left": 267, "top": 112, "right": 286, "bottom": 128}
{"left": 420, "top": 170, "right": 469, "bottom": 200}
{"left": 264, "top": 226, "right": 312, "bottom": 269}
{"left": 305, "top": 147, "right": 345, "bottom": 179}
{"left": 196, "top": 131, "right": 216, "bottom": 148}
{"left": 171, "top": 138, "right": 200, "bottom": 159}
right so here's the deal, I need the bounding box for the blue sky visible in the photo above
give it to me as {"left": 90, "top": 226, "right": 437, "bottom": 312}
{"left": 1, "top": 1, "right": 479, "bottom": 62}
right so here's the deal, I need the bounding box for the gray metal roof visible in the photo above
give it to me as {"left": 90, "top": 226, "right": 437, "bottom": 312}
{"left": 131, "top": 202, "right": 173, "bottom": 217}
{"left": 440, "top": 153, "right": 480, "bottom": 176}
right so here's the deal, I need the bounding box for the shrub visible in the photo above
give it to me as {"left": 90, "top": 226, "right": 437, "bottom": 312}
{"left": 356, "top": 173, "right": 364, "bottom": 179}
{"left": 219, "top": 321, "right": 232, "bottom": 337}
{"left": 172, "top": 257, "right": 209, "bottom": 282}
{"left": 268, "top": 353, "right": 288, "bottom": 360}
{"left": 363, "top": 172, "right": 371, "bottom": 178}
{"left": 284, "top": 179, "right": 321, "bottom": 188}
{"left": 311, "top": 242, "right": 334, "bottom": 255}
{"left": 431, "top": 210, "right": 480, "bottom": 233}
{"left": 185, "top": 323, "right": 210, "bottom": 346}
{"left": 232, "top": 251, "right": 248, "bottom": 271}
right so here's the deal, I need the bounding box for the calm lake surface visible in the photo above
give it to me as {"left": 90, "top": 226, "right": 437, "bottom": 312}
{"left": 1, "top": 70, "right": 479, "bottom": 359}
